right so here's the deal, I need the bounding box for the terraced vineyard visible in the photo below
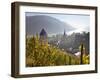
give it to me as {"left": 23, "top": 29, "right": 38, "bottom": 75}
{"left": 26, "top": 35, "right": 89, "bottom": 67}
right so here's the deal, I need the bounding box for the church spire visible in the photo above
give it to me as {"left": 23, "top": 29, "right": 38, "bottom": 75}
{"left": 64, "top": 29, "right": 66, "bottom": 36}
{"left": 61, "top": 29, "right": 67, "bottom": 41}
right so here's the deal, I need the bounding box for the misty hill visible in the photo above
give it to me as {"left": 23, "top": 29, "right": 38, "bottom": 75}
{"left": 26, "top": 15, "right": 75, "bottom": 35}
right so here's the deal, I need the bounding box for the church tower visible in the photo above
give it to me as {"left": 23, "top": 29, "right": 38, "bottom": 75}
{"left": 39, "top": 28, "right": 48, "bottom": 45}
{"left": 61, "top": 29, "right": 67, "bottom": 41}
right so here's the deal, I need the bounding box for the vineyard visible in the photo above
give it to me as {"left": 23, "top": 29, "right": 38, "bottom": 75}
{"left": 26, "top": 35, "right": 89, "bottom": 67}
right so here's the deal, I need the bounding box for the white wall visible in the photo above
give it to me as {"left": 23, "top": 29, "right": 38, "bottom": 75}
{"left": 0, "top": 0, "right": 99, "bottom": 80}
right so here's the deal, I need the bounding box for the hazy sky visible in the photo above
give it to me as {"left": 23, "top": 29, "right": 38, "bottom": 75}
{"left": 26, "top": 12, "right": 90, "bottom": 35}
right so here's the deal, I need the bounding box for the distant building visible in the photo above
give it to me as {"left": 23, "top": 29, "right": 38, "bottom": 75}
{"left": 57, "top": 29, "right": 67, "bottom": 51}
{"left": 39, "top": 28, "right": 48, "bottom": 45}
{"left": 61, "top": 29, "right": 67, "bottom": 42}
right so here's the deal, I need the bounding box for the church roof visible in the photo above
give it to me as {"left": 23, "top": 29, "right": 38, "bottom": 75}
{"left": 40, "top": 28, "right": 47, "bottom": 36}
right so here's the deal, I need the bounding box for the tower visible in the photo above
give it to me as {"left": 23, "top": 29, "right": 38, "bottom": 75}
{"left": 64, "top": 29, "right": 66, "bottom": 36}
{"left": 39, "top": 28, "right": 48, "bottom": 45}
{"left": 62, "top": 29, "right": 67, "bottom": 41}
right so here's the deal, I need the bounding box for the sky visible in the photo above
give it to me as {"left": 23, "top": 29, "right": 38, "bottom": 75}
{"left": 26, "top": 12, "right": 90, "bottom": 35}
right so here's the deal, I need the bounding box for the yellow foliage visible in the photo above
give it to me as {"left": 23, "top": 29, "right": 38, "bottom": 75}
{"left": 26, "top": 35, "right": 89, "bottom": 67}
{"left": 82, "top": 54, "right": 90, "bottom": 64}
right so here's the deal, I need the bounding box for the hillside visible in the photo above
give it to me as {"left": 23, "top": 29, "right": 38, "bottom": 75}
{"left": 26, "top": 35, "right": 89, "bottom": 67}
{"left": 26, "top": 15, "right": 74, "bottom": 35}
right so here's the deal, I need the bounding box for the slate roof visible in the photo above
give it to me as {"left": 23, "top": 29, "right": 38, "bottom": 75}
{"left": 40, "top": 28, "right": 47, "bottom": 36}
